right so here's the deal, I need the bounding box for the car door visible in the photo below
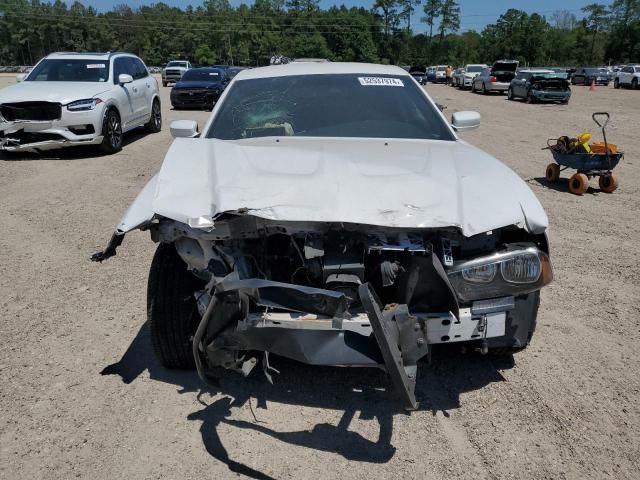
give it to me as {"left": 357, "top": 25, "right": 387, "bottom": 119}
{"left": 621, "top": 67, "right": 632, "bottom": 85}
{"left": 512, "top": 72, "right": 525, "bottom": 97}
{"left": 573, "top": 68, "right": 583, "bottom": 85}
{"left": 132, "top": 57, "right": 154, "bottom": 120}
{"left": 112, "top": 56, "right": 137, "bottom": 129}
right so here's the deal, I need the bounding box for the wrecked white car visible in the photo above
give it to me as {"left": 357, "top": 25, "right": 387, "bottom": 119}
{"left": 93, "top": 63, "right": 553, "bottom": 409}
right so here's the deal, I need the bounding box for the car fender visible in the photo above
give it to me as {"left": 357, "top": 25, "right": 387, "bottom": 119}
{"left": 118, "top": 174, "right": 158, "bottom": 233}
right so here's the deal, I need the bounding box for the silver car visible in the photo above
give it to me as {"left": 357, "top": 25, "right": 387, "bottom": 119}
{"left": 472, "top": 60, "right": 519, "bottom": 94}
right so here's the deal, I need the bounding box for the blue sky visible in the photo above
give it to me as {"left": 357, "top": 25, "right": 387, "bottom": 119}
{"left": 81, "top": 0, "right": 614, "bottom": 33}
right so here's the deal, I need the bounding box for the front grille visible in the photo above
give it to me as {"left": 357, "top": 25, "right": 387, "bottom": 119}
{"left": 165, "top": 69, "right": 181, "bottom": 76}
{"left": 0, "top": 102, "right": 61, "bottom": 121}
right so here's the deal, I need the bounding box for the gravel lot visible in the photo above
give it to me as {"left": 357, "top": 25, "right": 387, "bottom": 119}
{"left": 1, "top": 74, "right": 639, "bottom": 480}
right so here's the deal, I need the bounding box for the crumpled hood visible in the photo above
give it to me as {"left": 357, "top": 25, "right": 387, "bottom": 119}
{"left": 145, "top": 137, "right": 548, "bottom": 237}
{"left": 0, "top": 82, "right": 110, "bottom": 105}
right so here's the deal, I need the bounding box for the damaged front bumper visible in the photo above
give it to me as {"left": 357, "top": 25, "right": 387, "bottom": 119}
{"left": 0, "top": 113, "right": 104, "bottom": 152}
{"left": 193, "top": 277, "right": 521, "bottom": 410}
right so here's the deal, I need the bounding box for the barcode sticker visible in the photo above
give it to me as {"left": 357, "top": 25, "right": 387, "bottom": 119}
{"left": 87, "top": 64, "right": 105, "bottom": 69}
{"left": 358, "top": 77, "right": 404, "bottom": 87}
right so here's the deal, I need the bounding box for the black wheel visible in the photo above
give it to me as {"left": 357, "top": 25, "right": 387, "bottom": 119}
{"left": 633, "top": 78, "right": 638, "bottom": 90}
{"left": 614, "top": 78, "right": 620, "bottom": 89}
{"left": 162, "top": 81, "right": 167, "bottom": 87}
{"left": 99, "top": 108, "right": 123, "bottom": 154}
{"left": 507, "top": 87, "right": 514, "bottom": 100}
{"left": 145, "top": 99, "right": 162, "bottom": 133}
{"left": 148, "top": 243, "right": 204, "bottom": 369}
{"left": 526, "top": 91, "right": 536, "bottom": 104}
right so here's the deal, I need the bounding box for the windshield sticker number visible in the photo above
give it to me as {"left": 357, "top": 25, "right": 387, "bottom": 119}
{"left": 209, "top": 72, "right": 219, "bottom": 76}
{"left": 87, "top": 64, "right": 105, "bottom": 69}
{"left": 358, "top": 77, "right": 404, "bottom": 87}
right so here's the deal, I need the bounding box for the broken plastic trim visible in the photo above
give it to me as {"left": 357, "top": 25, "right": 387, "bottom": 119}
{"left": 90, "top": 232, "right": 124, "bottom": 262}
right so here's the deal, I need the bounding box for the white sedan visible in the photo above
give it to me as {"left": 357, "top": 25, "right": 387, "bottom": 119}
{"left": 0, "top": 52, "right": 161, "bottom": 154}
{"left": 93, "top": 62, "right": 553, "bottom": 409}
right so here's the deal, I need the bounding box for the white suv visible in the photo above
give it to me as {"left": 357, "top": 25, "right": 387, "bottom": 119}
{"left": 0, "top": 52, "right": 161, "bottom": 154}
{"left": 614, "top": 65, "right": 639, "bottom": 89}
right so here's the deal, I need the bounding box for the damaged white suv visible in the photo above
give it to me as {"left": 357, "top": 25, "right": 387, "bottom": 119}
{"left": 0, "top": 52, "right": 161, "bottom": 154}
{"left": 93, "top": 63, "right": 553, "bottom": 409}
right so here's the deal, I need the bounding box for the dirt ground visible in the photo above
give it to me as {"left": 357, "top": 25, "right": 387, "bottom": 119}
{"left": 1, "top": 73, "right": 639, "bottom": 480}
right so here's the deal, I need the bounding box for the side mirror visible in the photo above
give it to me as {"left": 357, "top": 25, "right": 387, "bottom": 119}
{"left": 170, "top": 120, "right": 199, "bottom": 138}
{"left": 452, "top": 111, "right": 481, "bottom": 132}
{"left": 118, "top": 73, "right": 133, "bottom": 85}
{"left": 16, "top": 74, "right": 26, "bottom": 83}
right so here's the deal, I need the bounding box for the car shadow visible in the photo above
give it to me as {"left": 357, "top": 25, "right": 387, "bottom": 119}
{"left": 101, "top": 322, "right": 514, "bottom": 478}
{"left": 0, "top": 127, "right": 150, "bottom": 161}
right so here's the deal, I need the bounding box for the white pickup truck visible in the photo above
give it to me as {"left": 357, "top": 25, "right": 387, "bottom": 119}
{"left": 162, "top": 60, "right": 191, "bottom": 87}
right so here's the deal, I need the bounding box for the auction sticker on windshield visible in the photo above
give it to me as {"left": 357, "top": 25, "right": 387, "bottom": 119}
{"left": 358, "top": 77, "right": 404, "bottom": 87}
{"left": 87, "top": 64, "right": 106, "bottom": 69}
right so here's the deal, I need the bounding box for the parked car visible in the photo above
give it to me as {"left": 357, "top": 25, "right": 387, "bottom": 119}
{"left": 162, "top": 60, "right": 192, "bottom": 87}
{"left": 426, "top": 66, "right": 436, "bottom": 83}
{"left": 472, "top": 60, "right": 519, "bottom": 94}
{"left": 571, "top": 67, "right": 609, "bottom": 86}
{"left": 225, "top": 66, "right": 247, "bottom": 80}
{"left": 507, "top": 70, "right": 571, "bottom": 104}
{"left": 458, "top": 64, "right": 487, "bottom": 89}
{"left": 409, "top": 66, "right": 427, "bottom": 85}
{"left": 93, "top": 62, "right": 553, "bottom": 409}
{"left": 434, "top": 65, "right": 448, "bottom": 83}
{"left": 451, "top": 67, "right": 465, "bottom": 87}
{"left": 170, "top": 67, "right": 229, "bottom": 110}
{"left": 614, "top": 65, "right": 639, "bottom": 89}
{"left": 0, "top": 52, "right": 161, "bottom": 154}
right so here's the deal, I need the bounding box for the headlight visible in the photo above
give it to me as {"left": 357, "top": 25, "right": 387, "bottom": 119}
{"left": 67, "top": 98, "right": 103, "bottom": 112}
{"left": 447, "top": 244, "right": 553, "bottom": 302}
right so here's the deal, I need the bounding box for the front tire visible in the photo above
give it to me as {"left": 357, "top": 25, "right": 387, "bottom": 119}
{"left": 507, "top": 87, "right": 514, "bottom": 100}
{"left": 148, "top": 243, "right": 203, "bottom": 369}
{"left": 144, "top": 99, "right": 162, "bottom": 133}
{"left": 99, "top": 108, "right": 123, "bottom": 154}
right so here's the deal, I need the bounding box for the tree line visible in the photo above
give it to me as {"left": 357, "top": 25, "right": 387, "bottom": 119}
{"left": 0, "top": 0, "right": 638, "bottom": 67}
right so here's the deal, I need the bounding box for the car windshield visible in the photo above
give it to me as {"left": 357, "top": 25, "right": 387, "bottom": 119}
{"left": 584, "top": 68, "right": 599, "bottom": 74}
{"left": 436, "top": 66, "right": 447, "bottom": 71}
{"left": 167, "top": 62, "right": 188, "bottom": 68}
{"left": 207, "top": 74, "right": 454, "bottom": 141}
{"left": 26, "top": 59, "right": 109, "bottom": 82}
{"left": 466, "top": 66, "right": 484, "bottom": 73}
{"left": 182, "top": 69, "right": 224, "bottom": 81}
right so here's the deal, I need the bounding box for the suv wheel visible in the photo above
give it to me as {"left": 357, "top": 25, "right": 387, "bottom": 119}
{"left": 145, "top": 99, "right": 162, "bottom": 133}
{"left": 162, "top": 81, "right": 167, "bottom": 87}
{"left": 148, "top": 243, "right": 204, "bottom": 369}
{"left": 99, "top": 109, "right": 123, "bottom": 154}
{"left": 507, "top": 87, "right": 514, "bottom": 100}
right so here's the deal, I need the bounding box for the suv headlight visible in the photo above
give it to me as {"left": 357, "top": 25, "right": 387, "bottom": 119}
{"left": 67, "top": 98, "right": 103, "bottom": 112}
{"left": 447, "top": 244, "right": 553, "bottom": 302}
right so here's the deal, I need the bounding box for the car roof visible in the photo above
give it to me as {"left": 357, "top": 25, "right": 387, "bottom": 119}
{"left": 46, "top": 52, "right": 134, "bottom": 60}
{"left": 519, "top": 69, "right": 555, "bottom": 74}
{"left": 234, "top": 62, "right": 410, "bottom": 81}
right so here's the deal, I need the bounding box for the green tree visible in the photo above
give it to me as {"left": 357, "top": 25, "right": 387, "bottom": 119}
{"left": 421, "top": 0, "right": 442, "bottom": 40}
{"left": 582, "top": 3, "right": 609, "bottom": 63}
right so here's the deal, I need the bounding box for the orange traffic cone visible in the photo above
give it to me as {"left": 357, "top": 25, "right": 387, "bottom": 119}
{"left": 590, "top": 79, "right": 596, "bottom": 91}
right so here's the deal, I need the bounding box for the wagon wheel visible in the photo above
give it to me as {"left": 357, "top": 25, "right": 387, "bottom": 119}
{"left": 545, "top": 163, "right": 560, "bottom": 182}
{"left": 569, "top": 173, "right": 589, "bottom": 195}
{"left": 598, "top": 173, "right": 618, "bottom": 193}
